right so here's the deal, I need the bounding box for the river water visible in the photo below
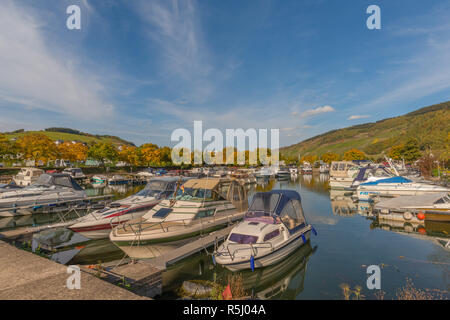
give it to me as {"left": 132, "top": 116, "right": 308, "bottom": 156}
{"left": 1, "top": 175, "right": 448, "bottom": 299}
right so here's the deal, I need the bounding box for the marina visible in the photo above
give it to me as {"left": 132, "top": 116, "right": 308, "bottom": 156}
{"left": 0, "top": 168, "right": 448, "bottom": 300}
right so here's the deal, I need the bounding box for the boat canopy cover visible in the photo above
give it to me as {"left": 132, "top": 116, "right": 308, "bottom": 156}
{"left": 31, "top": 173, "right": 83, "bottom": 191}
{"left": 361, "top": 176, "right": 412, "bottom": 185}
{"left": 183, "top": 178, "right": 227, "bottom": 190}
{"left": 247, "top": 190, "right": 302, "bottom": 216}
{"left": 246, "top": 190, "right": 306, "bottom": 232}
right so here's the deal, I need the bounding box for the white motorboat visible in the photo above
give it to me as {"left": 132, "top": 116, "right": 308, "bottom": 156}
{"left": 92, "top": 175, "right": 107, "bottom": 184}
{"left": 214, "top": 190, "right": 315, "bottom": 271}
{"left": 0, "top": 173, "right": 87, "bottom": 217}
{"left": 319, "top": 164, "right": 329, "bottom": 174}
{"left": 350, "top": 165, "right": 394, "bottom": 189}
{"left": 289, "top": 167, "right": 298, "bottom": 176}
{"left": 356, "top": 176, "right": 449, "bottom": 202}
{"left": 0, "top": 182, "right": 23, "bottom": 194}
{"left": 255, "top": 167, "right": 275, "bottom": 179}
{"left": 373, "top": 192, "right": 450, "bottom": 222}
{"left": 301, "top": 162, "right": 312, "bottom": 175}
{"left": 329, "top": 161, "right": 360, "bottom": 189}
{"left": 275, "top": 167, "right": 291, "bottom": 180}
{"left": 62, "top": 167, "right": 86, "bottom": 180}
{"left": 136, "top": 168, "right": 154, "bottom": 179}
{"left": 13, "top": 168, "right": 44, "bottom": 186}
{"left": 68, "top": 177, "right": 185, "bottom": 239}
{"left": 109, "top": 178, "right": 248, "bottom": 259}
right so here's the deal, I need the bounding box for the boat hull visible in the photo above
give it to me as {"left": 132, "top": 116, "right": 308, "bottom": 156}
{"left": 357, "top": 188, "right": 449, "bottom": 202}
{"left": 111, "top": 222, "right": 230, "bottom": 259}
{"left": 218, "top": 228, "right": 312, "bottom": 271}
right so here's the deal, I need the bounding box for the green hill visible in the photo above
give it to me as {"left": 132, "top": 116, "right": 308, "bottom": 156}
{"left": 281, "top": 101, "right": 450, "bottom": 159}
{"left": 3, "top": 128, "right": 135, "bottom": 147}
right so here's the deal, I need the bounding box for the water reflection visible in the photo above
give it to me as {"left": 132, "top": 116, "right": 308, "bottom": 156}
{"left": 160, "top": 242, "right": 316, "bottom": 300}
{"left": 370, "top": 219, "right": 450, "bottom": 251}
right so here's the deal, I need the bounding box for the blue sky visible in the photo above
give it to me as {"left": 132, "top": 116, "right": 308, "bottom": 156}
{"left": 0, "top": 0, "right": 449, "bottom": 147}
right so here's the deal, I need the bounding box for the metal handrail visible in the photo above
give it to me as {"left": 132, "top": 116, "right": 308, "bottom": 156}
{"left": 221, "top": 242, "right": 274, "bottom": 261}
{"left": 120, "top": 210, "right": 243, "bottom": 237}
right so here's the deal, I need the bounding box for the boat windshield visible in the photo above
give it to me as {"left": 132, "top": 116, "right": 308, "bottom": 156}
{"left": 136, "top": 180, "right": 168, "bottom": 197}
{"left": 171, "top": 187, "right": 221, "bottom": 201}
{"left": 30, "top": 174, "right": 83, "bottom": 190}
{"left": 229, "top": 233, "right": 258, "bottom": 244}
{"left": 248, "top": 193, "right": 280, "bottom": 214}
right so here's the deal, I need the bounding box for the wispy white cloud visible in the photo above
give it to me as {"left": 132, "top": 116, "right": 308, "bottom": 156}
{"left": 136, "top": 0, "right": 221, "bottom": 103}
{"left": 0, "top": 1, "right": 114, "bottom": 119}
{"left": 348, "top": 115, "right": 370, "bottom": 120}
{"left": 299, "top": 105, "right": 335, "bottom": 118}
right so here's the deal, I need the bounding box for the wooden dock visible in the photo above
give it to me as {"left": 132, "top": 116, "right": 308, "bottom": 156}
{"left": 145, "top": 225, "right": 234, "bottom": 270}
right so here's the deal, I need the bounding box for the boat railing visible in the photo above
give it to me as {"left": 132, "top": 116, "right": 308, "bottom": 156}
{"left": 118, "top": 211, "right": 241, "bottom": 236}
{"left": 0, "top": 194, "right": 111, "bottom": 214}
{"left": 222, "top": 242, "right": 274, "bottom": 261}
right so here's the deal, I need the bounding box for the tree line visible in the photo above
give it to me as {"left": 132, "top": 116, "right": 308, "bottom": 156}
{"left": 0, "top": 133, "right": 171, "bottom": 168}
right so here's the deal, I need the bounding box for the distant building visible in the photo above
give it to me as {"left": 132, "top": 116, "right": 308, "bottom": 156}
{"left": 85, "top": 159, "right": 101, "bottom": 166}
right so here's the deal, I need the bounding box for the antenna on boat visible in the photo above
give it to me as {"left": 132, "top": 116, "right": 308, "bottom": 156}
{"left": 384, "top": 154, "right": 399, "bottom": 176}
{"left": 169, "top": 176, "right": 182, "bottom": 208}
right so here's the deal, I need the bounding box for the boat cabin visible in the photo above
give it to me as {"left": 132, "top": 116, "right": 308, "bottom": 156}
{"left": 229, "top": 190, "right": 307, "bottom": 244}
{"left": 329, "top": 161, "right": 359, "bottom": 178}
{"left": 13, "top": 168, "right": 44, "bottom": 186}
{"left": 175, "top": 178, "right": 248, "bottom": 212}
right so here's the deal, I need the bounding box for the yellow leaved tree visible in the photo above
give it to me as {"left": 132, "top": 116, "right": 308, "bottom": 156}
{"left": 16, "top": 133, "right": 57, "bottom": 166}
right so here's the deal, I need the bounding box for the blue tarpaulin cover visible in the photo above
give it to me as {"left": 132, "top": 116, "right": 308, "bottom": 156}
{"left": 361, "top": 176, "right": 412, "bottom": 185}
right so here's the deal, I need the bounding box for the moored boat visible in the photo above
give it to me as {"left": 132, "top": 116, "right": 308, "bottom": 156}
{"left": 13, "top": 168, "right": 44, "bottom": 186}
{"left": 0, "top": 173, "right": 87, "bottom": 217}
{"left": 107, "top": 175, "right": 130, "bottom": 185}
{"left": 92, "top": 175, "right": 107, "bottom": 184}
{"left": 109, "top": 178, "right": 248, "bottom": 259}
{"left": 62, "top": 167, "right": 86, "bottom": 180}
{"left": 355, "top": 176, "right": 449, "bottom": 202}
{"left": 373, "top": 192, "right": 450, "bottom": 222}
{"left": 68, "top": 177, "right": 184, "bottom": 239}
{"left": 329, "top": 161, "right": 360, "bottom": 189}
{"left": 214, "top": 190, "right": 315, "bottom": 271}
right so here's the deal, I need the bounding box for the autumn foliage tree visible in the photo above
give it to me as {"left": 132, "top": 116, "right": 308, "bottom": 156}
{"left": 57, "top": 142, "right": 88, "bottom": 163}
{"left": 343, "top": 148, "right": 366, "bottom": 161}
{"left": 16, "top": 133, "right": 57, "bottom": 166}
{"left": 388, "top": 138, "right": 422, "bottom": 162}
{"left": 119, "top": 145, "right": 141, "bottom": 169}
{"left": 0, "top": 134, "right": 15, "bottom": 161}
{"left": 87, "top": 142, "right": 118, "bottom": 169}
{"left": 300, "top": 155, "right": 318, "bottom": 164}
{"left": 139, "top": 143, "right": 161, "bottom": 166}
{"left": 321, "top": 152, "right": 340, "bottom": 164}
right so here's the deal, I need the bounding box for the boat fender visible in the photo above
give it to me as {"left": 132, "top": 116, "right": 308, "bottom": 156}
{"left": 417, "top": 211, "right": 425, "bottom": 220}
{"left": 250, "top": 255, "right": 255, "bottom": 272}
{"left": 403, "top": 211, "right": 413, "bottom": 221}
{"left": 311, "top": 226, "right": 317, "bottom": 236}
{"left": 301, "top": 234, "right": 306, "bottom": 243}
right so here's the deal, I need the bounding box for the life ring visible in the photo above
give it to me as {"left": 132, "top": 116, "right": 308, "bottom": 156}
{"left": 417, "top": 211, "right": 425, "bottom": 220}
{"left": 403, "top": 211, "right": 413, "bottom": 220}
